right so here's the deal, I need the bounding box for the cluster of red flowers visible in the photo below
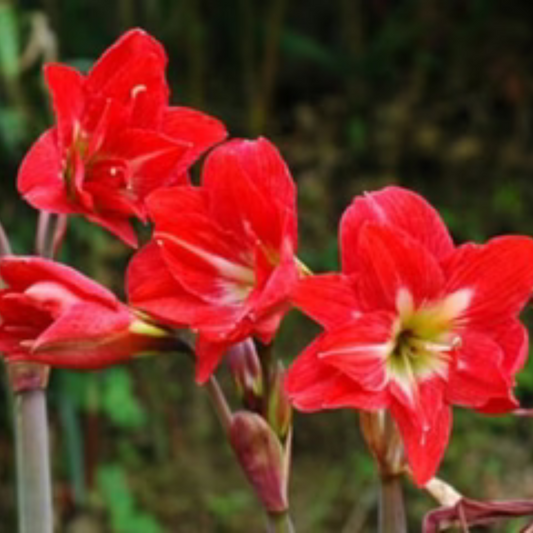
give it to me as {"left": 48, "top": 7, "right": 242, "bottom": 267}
{"left": 3, "top": 28, "right": 533, "bottom": 487}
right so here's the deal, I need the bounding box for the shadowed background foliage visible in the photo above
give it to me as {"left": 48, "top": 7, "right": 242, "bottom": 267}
{"left": 2, "top": 0, "right": 533, "bottom": 530}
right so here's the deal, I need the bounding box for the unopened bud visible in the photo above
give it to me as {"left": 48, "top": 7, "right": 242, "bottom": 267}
{"left": 359, "top": 410, "right": 405, "bottom": 478}
{"left": 267, "top": 362, "right": 292, "bottom": 440}
{"left": 229, "top": 411, "right": 288, "bottom": 513}
{"left": 227, "top": 339, "right": 263, "bottom": 409}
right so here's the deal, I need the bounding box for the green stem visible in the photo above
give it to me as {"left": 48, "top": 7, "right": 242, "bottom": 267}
{"left": 378, "top": 475, "right": 406, "bottom": 533}
{"left": 15, "top": 389, "right": 53, "bottom": 533}
{"left": 266, "top": 511, "right": 295, "bottom": 533}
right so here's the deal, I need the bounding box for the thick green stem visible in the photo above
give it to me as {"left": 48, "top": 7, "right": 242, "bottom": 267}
{"left": 379, "top": 475, "right": 406, "bottom": 533}
{"left": 266, "top": 511, "right": 295, "bottom": 533}
{"left": 15, "top": 389, "right": 53, "bottom": 533}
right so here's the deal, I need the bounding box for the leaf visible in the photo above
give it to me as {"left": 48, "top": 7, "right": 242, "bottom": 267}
{"left": 101, "top": 368, "right": 147, "bottom": 429}
{"left": 97, "top": 464, "right": 163, "bottom": 533}
{"left": 0, "top": 3, "right": 19, "bottom": 80}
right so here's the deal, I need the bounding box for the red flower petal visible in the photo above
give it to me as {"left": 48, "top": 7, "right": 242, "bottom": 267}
{"left": 106, "top": 128, "right": 191, "bottom": 201}
{"left": 0, "top": 292, "right": 51, "bottom": 329}
{"left": 356, "top": 224, "right": 445, "bottom": 311}
{"left": 127, "top": 241, "right": 210, "bottom": 326}
{"left": 33, "top": 301, "right": 132, "bottom": 351}
{"left": 444, "top": 236, "right": 533, "bottom": 328}
{"left": 251, "top": 238, "right": 298, "bottom": 321}
{"left": 491, "top": 319, "right": 529, "bottom": 379}
{"left": 84, "top": 97, "right": 130, "bottom": 159}
{"left": 128, "top": 241, "right": 248, "bottom": 337}
{"left": 0, "top": 256, "right": 119, "bottom": 308}
{"left": 285, "top": 333, "right": 388, "bottom": 411}
{"left": 149, "top": 186, "right": 253, "bottom": 302}
{"left": 341, "top": 186, "right": 454, "bottom": 274}
{"left": 195, "top": 335, "right": 228, "bottom": 383}
{"left": 323, "top": 374, "right": 389, "bottom": 410}
{"left": 291, "top": 273, "right": 360, "bottom": 329}
{"left": 17, "top": 129, "right": 73, "bottom": 213}
{"left": 162, "top": 106, "right": 228, "bottom": 171}
{"left": 43, "top": 64, "right": 85, "bottom": 147}
{"left": 84, "top": 213, "right": 138, "bottom": 248}
{"left": 391, "top": 384, "right": 452, "bottom": 486}
{"left": 202, "top": 138, "right": 297, "bottom": 250}
{"left": 285, "top": 334, "right": 345, "bottom": 411}
{"left": 446, "top": 330, "right": 511, "bottom": 409}
{"left": 87, "top": 29, "right": 166, "bottom": 88}
{"left": 26, "top": 305, "right": 151, "bottom": 370}
{"left": 316, "top": 312, "right": 394, "bottom": 391}
{"left": 86, "top": 29, "right": 168, "bottom": 128}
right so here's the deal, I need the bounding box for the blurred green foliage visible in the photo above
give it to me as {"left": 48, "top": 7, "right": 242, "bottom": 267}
{"left": 2, "top": 0, "right": 533, "bottom": 531}
{"left": 97, "top": 464, "right": 163, "bottom": 533}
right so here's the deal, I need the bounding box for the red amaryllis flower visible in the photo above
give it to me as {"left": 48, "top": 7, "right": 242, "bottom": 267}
{"left": 128, "top": 138, "right": 299, "bottom": 383}
{"left": 0, "top": 256, "right": 172, "bottom": 368}
{"left": 18, "top": 29, "right": 227, "bottom": 246}
{"left": 286, "top": 186, "right": 533, "bottom": 485}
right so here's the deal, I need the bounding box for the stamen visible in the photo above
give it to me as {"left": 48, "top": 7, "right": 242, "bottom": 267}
{"left": 131, "top": 84, "right": 147, "bottom": 98}
{"left": 409, "top": 338, "right": 454, "bottom": 353}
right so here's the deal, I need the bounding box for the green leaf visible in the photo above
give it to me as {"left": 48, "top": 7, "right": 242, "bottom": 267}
{"left": 97, "top": 464, "right": 163, "bottom": 533}
{"left": 101, "top": 368, "right": 147, "bottom": 429}
{"left": 0, "top": 3, "right": 19, "bottom": 80}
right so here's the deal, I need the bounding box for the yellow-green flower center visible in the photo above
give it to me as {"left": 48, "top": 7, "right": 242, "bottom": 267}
{"left": 385, "top": 288, "right": 471, "bottom": 396}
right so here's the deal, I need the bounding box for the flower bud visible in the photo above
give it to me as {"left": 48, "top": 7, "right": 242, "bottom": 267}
{"left": 267, "top": 362, "right": 292, "bottom": 440}
{"left": 0, "top": 256, "right": 179, "bottom": 370}
{"left": 359, "top": 410, "right": 405, "bottom": 478}
{"left": 227, "top": 339, "right": 263, "bottom": 410}
{"left": 229, "top": 411, "right": 288, "bottom": 513}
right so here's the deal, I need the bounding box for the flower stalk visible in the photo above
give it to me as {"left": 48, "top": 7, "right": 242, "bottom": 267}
{"left": 359, "top": 411, "right": 407, "bottom": 533}
{"left": 7, "top": 212, "right": 61, "bottom": 533}
{"left": 379, "top": 475, "right": 406, "bottom": 533}
{"left": 14, "top": 388, "right": 53, "bottom": 533}
{"left": 266, "top": 511, "right": 296, "bottom": 533}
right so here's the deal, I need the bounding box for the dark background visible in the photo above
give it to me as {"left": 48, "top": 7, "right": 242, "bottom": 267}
{"left": 1, "top": 1, "right": 533, "bottom": 530}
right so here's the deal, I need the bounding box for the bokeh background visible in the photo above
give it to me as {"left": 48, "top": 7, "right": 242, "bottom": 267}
{"left": 2, "top": 0, "right": 533, "bottom": 531}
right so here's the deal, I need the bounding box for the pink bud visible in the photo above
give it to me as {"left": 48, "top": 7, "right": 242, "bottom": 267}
{"left": 227, "top": 339, "right": 263, "bottom": 410}
{"left": 268, "top": 362, "right": 292, "bottom": 440}
{"left": 229, "top": 411, "right": 288, "bottom": 513}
